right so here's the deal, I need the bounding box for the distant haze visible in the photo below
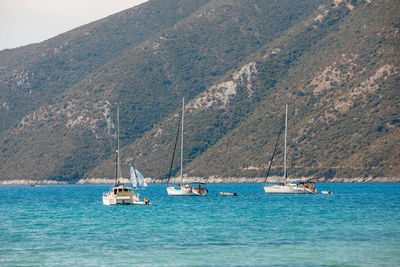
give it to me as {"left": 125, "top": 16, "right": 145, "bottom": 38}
{"left": 0, "top": 0, "right": 148, "bottom": 50}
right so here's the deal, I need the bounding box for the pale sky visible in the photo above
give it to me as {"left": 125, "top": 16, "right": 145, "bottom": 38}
{"left": 0, "top": 0, "right": 148, "bottom": 51}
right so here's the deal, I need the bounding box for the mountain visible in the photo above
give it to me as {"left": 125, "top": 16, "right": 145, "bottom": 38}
{"left": 0, "top": 0, "right": 212, "bottom": 136}
{"left": 0, "top": 0, "right": 399, "bottom": 182}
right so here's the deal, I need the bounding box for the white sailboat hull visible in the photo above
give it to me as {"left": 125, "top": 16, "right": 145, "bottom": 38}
{"left": 167, "top": 186, "right": 197, "bottom": 196}
{"left": 167, "top": 185, "right": 207, "bottom": 196}
{"left": 263, "top": 184, "right": 315, "bottom": 194}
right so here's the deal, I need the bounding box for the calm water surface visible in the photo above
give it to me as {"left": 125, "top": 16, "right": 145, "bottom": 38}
{"left": 0, "top": 183, "right": 399, "bottom": 266}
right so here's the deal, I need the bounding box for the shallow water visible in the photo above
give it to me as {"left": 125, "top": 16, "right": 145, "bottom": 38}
{"left": 0, "top": 183, "right": 399, "bottom": 266}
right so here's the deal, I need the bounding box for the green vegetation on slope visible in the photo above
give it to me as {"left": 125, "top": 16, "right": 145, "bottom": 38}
{"left": 185, "top": 0, "right": 400, "bottom": 179}
{"left": 103, "top": 0, "right": 400, "bottom": 180}
{"left": 0, "top": 0, "right": 326, "bottom": 181}
{"left": 0, "top": 0, "right": 212, "bottom": 135}
{"left": 0, "top": 0, "right": 399, "bottom": 181}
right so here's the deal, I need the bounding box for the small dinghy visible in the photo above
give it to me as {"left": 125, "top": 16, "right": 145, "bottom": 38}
{"left": 133, "top": 194, "right": 152, "bottom": 205}
{"left": 220, "top": 192, "right": 238, "bottom": 196}
{"left": 321, "top": 190, "right": 333, "bottom": 195}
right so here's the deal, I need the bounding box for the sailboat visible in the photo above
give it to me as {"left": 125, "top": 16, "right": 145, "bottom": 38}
{"left": 166, "top": 98, "right": 208, "bottom": 196}
{"left": 263, "top": 104, "right": 317, "bottom": 194}
{"left": 130, "top": 165, "right": 147, "bottom": 189}
{"left": 102, "top": 106, "right": 151, "bottom": 205}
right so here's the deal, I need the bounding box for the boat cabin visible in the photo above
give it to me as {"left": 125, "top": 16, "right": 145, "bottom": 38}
{"left": 111, "top": 186, "right": 133, "bottom": 196}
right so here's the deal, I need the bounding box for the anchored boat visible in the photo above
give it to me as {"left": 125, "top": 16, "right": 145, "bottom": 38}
{"left": 220, "top": 192, "right": 238, "bottom": 196}
{"left": 102, "top": 106, "right": 151, "bottom": 205}
{"left": 263, "top": 104, "right": 317, "bottom": 194}
{"left": 166, "top": 98, "right": 208, "bottom": 196}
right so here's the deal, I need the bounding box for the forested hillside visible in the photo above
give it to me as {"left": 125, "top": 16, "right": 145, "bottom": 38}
{"left": 0, "top": 0, "right": 211, "bottom": 136}
{"left": 0, "top": 0, "right": 398, "bottom": 182}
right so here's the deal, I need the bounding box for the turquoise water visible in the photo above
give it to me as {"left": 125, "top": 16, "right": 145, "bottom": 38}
{"left": 0, "top": 183, "right": 399, "bottom": 266}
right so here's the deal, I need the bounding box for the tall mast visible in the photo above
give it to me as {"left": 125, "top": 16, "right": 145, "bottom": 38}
{"left": 180, "top": 97, "right": 184, "bottom": 184}
{"left": 166, "top": 112, "right": 181, "bottom": 186}
{"left": 116, "top": 105, "right": 121, "bottom": 185}
{"left": 283, "top": 104, "right": 288, "bottom": 183}
{"left": 263, "top": 115, "right": 285, "bottom": 185}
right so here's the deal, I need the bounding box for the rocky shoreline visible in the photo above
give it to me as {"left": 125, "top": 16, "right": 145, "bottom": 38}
{"left": 0, "top": 179, "right": 68, "bottom": 185}
{"left": 0, "top": 176, "right": 399, "bottom": 185}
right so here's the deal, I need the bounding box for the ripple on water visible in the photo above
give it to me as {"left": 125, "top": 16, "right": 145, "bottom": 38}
{"left": 0, "top": 183, "right": 399, "bottom": 266}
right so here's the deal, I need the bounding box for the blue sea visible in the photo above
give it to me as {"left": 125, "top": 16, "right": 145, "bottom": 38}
{"left": 0, "top": 183, "right": 399, "bottom": 266}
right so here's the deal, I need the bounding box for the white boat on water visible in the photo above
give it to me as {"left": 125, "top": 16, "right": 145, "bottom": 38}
{"left": 103, "top": 185, "right": 150, "bottom": 205}
{"left": 130, "top": 165, "right": 147, "bottom": 189}
{"left": 264, "top": 183, "right": 316, "bottom": 194}
{"left": 167, "top": 183, "right": 207, "bottom": 196}
{"left": 102, "top": 106, "right": 151, "bottom": 205}
{"left": 166, "top": 98, "right": 207, "bottom": 196}
{"left": 263, "top": 104, "right": 317, "bottom": 194}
